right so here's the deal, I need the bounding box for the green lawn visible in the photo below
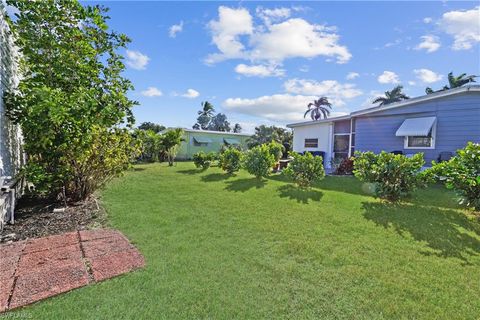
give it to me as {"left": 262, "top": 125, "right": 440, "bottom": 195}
{"left": 13, "top": 162, "right": 480, "bottom": 319}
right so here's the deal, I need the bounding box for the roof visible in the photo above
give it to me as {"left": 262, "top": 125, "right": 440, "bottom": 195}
{"left": 163, "top": 127, "right": 251, "bottom": 137}
{"left": 286, "top": 85, "right": 480, "bottom": 128}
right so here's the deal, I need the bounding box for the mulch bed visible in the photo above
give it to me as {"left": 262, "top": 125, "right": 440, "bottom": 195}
{"left": 0, "top": 229, "right": 145, "bottom": 313}
{"left": 1, "top": 196, "right": 108, "bottom": 243}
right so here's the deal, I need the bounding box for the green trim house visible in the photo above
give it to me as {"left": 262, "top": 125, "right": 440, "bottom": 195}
{"left": 167, "top": 128, "right": 251, "bottom": 160}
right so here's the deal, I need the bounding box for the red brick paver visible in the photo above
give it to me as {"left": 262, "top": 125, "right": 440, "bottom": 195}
{"left": 0, "top": 229, "right": 144, "bottom": 313}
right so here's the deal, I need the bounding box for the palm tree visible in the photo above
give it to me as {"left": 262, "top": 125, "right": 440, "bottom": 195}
{"left": 426, "top": 72, "right": 477, "bottom": 94}
{"left": 372, "top": 85, "right": 410, "bottom": 106}
{"left": 304, "top": 97, "right": 332, "bottom": 120}
{"left": 198, "top": 101, "right": 215, "bottom": 117}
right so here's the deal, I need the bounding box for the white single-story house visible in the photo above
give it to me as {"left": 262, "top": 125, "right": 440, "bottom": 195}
{"left": 287, "top": 85, "right": 480, "bottom": 168}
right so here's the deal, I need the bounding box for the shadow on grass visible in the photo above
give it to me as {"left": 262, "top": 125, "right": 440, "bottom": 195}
{"left": 177, "top": 169, "right": 202, "bottom": 175}
{"left": 201, "top": 173, "right": 232, "bottom": 182}
{"left": 277, "top": 184, "right": 323, "bottom": 204}
{"left": 362, "top": 201, "right": 480, "bottom": 264}
{"left": 224, "top": 178, "right": 266, "bottom": 192}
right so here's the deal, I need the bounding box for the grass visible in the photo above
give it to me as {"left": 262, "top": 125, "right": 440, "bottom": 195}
{"left": 12, "top": 162, "right": 480, "bottom": 319}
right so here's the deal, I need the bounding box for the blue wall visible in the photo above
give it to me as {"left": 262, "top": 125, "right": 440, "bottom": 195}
{"left": 354, "top": 91, "right": 480, "bottom": 164}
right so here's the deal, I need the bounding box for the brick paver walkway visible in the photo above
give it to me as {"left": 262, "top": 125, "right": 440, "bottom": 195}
{"left": 0, "top": 229, "right": 145, "bottom": 312}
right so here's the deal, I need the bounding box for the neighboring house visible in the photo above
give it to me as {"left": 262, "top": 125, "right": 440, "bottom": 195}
{"left": 0, "top": 6, "right": 25, "bottom": 230}
{"left": 287, "top": 85, "right": 480, "bottom": 168}
{"left": 166, "top": 128, "right": 251, "bottom": 160}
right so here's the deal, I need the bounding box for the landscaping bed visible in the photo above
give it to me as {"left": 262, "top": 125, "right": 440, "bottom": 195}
{"left": 1, "top": 196, "right": 107, "bottom": 244}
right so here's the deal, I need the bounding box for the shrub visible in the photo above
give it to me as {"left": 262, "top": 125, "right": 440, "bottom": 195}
{"left": 220, "top": 147, "right": 242, "bottom": 174}
{"left": 193, "top": 151, "right": 209, "bottom": 169}
{"left": 427, "top": 142, "right": 480, "bottom": 211}
{"left": 284, "top": 152, "right": 325, "bottom": 188}
{"left": 353, "top": 151, "right": 425, "bottom": 201}
{"left": 267, "top": 141, "right": 284, "bottom": 162}
{"left": 243, "top": 144, "right": 276, "bottom": 179}
{"left": 159, "top": 129, "right": 184, "bottom": 166}
{"left": 335, "top": 157, "right": 355, "bottom": 175}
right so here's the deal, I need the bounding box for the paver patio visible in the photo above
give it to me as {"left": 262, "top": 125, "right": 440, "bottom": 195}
{"left": 0, "top": 229, "right": 145, "bottom": 312}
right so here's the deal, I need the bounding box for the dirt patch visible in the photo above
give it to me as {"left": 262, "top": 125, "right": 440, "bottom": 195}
{"left": 1, "top": 196, "right": 108, "bottom": 244}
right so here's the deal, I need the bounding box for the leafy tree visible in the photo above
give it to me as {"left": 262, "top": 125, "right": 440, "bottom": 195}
{"left": 193, "top": 101, "right": 215, "bottom": 130}
{"left": 304, "top": 97, "right": 332, "bottom": 120}
{"left": 135, "top": 129, "right": 162, "bottom": 162}
{"left": 4, "top": 0, "right": 138, "bottom": 201}
{"left": 247, "top": 125, "right": 292, "bottom": 149}
{"left": 427, "top": 142, "right": 480, "bottom": 211}
{"left": 284, "top": 152, "right": 325, "bottom": 188}
{"left": 138, "top": 122, "right": 165, "bottom": 133}
{"left": 159, "top": 128, "right": 184, "bottom": 166}
{"left": 353, "top": 151, "right": 425, "bottom": 201}
{"left": 233, "top": 123, "right": 242, "bottom": 133}
{"left": 207, "top": 113, "right": 231, "bottom": 132}
{"left": 243, "top": 144, "right": 276, "bottom": 179}
{"left": 372, "top": 85, "right": 410, "bottom": 106}
{"left": 426, "top": 72, "right": 477, "bottom": 94}
{"left": 219, "top": 147, "right": 242, "bottom": 174}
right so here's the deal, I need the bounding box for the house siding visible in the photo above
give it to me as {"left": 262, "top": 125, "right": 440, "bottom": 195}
{"left": 355, "top": 92, "right": 480, "bottom": 164}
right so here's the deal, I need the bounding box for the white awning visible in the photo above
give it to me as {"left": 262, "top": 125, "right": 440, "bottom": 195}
{"left": 395, "top": 117, "right": 436, "bottom": 137}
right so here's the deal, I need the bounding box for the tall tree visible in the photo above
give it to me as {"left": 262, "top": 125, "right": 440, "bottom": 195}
{"left": 372, "top": 85, "right": 410, "bottom": 106}
{"left": 193, "top": 101, "right": 215, "bottom": 130}
{"left": 304, "top": 97, "right": 332, "bottom": 120}
{"left": 233, "top": 123, "right": 242, "bottom": 133}
{"left": 208, "top": 113, "right": 231, "bottom": 132}
{"left": 4, "top": 0, "right": 140, "bottom": 200}
{"left": 138, "top": 122, "right": 165, "bottom": 133}
{"left": 426, "top": 72, "right": 477, "bottom": 94}
{"left": 159, "top": 128, "right": 184, "bottom": 166}
{"left": 247, "top": 125, "right": 292, "bottom": 149}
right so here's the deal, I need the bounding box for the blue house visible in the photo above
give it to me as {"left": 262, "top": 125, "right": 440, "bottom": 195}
{"left": 287, "top": 85, "right": 480, "bottom": 168}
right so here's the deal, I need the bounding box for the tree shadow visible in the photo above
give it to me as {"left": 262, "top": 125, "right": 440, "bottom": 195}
{"left": 201, "top": 173, "right": 232, "bottom": 183}
{"left": 177, "top": 169, "right": 202, "bottom": 175}
{"left": 224, "top": 178, "right": 267, "bottom": 193}
{"left": 277, "top": 184, "right": 323, "bottom": 204}
{"left": 362, "top": 201, "right": 480, "bottom": 264}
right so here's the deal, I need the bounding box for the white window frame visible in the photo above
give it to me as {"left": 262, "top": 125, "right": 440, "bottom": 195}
{"left": 304, "top": 138, "right": 318, "bottom": 148}
{"left": 333, "top": 133, "right": 350, "bottom": 158}
{"left": 403, "top": 122, "right": 436, "bottom": 150}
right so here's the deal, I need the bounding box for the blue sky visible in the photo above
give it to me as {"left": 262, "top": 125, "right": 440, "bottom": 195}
{"left": 92, "top": 1, "right": 479, "bottom": 133}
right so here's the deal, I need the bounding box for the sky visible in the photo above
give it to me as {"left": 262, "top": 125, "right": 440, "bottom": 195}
{"left": 87, "top": 1, "right": 478, "bottom": 132}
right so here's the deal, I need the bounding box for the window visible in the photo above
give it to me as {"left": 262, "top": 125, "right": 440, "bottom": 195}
{"left": 192, "top": 136, "right": 212, "bottom": 146}
{"left": 404, "top": 126, "right": 435, "bottom": 149}
{"left": 193, "top": 140, "right": 208, "bottom": 147}
{"left": 304, "top": 138, "right": 318, "bottom": 148}
{"left": 334, "top": 134, "right": 350, "bottom": 159}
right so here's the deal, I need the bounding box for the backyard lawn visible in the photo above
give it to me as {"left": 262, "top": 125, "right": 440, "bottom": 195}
{"left": 13, "top": 162, "right": 480, "bottom": 319}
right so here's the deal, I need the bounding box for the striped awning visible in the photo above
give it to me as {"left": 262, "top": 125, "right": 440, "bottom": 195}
{"left": 395, "top": 117, "right": 436, "bottom": 137}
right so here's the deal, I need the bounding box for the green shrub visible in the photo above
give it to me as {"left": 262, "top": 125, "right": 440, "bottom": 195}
{"left": 220, "top": 147, "right": 242, "bottom": 174}
{"left": 284, "top": 152, "right": 325, "bottom": 188}
{"left": 193, "top": 151, "right": 211, "bottom": 169}
{"left": 243, "top": 144, "right": 276, "bottom": 179}
{"left": 427, "top": 142, "right": 480, "bottom": 211}
{"left": 353, "top": 151, "right": 425, "bottom": 201}
{"left": 267, "top": 141, "right": 284, "bottom": 162}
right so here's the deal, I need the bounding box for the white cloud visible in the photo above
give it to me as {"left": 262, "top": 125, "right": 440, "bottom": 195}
{"left": 299, "top": 65, "right": 310, "bottom": 72}
{"left": 182, "top": 89, "right": 200, "bottom": 98}
{"left": 141, "top": 87, "right": 163, "bottom": 97}
{"left": 205, "top": 6, "right": 254, "bottom": 63}
{"left": 346, "top": 72, "right": 359, "bottom": 80}
{"left": 423, "top": 17, "right": 433, "bottom": 24}
{"left": 235, "top": 63, "right": 285, "bottom": 77}
{"left": 415, "top": 35, "right": 441, "bottom": 53}
{"left": 377, "top": 71, "right": 400, "bottom": 84}
{"left": 125, "top": 50, "right": 150, "bottom": 70}
{"left": 169, "top": 21, "right": 183, "bottom": 38}
{"left": 256, "top": 7, "right": 291, "bottom": 25}
{"left": 283, "top": 79, "right": 362, "bottom": 107}
{"left": 206, "top": 6, "right": 351, "bottom": 65}
{"left": 413, "top": 68, "right": 443, "bottom": 83}
{"left": 224, "top": 94, "right": 346, "bottom": 122}
{"left": 438, "top": 6, "right": 480, "bottom": 50}
{"left": 408, "top": 81, "right": 416, "bottom": 86}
